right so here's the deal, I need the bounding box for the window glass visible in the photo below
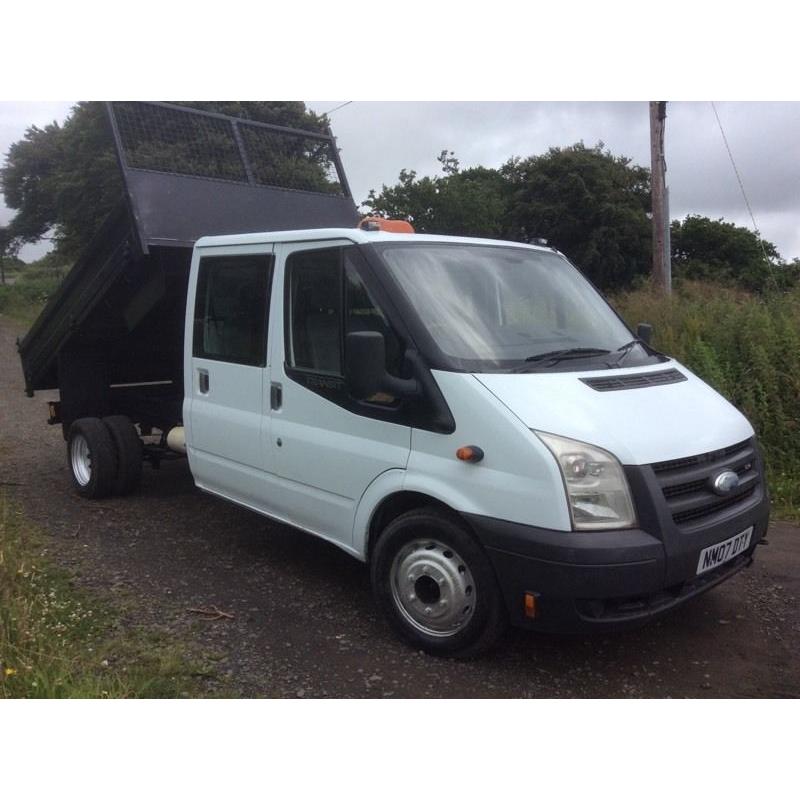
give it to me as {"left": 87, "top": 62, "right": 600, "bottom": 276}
{"left": 378, "top": 244, "right": 632, "bottom": 368}
{"left": 286, "top": 248, "right": 343, "bottom": 374}
{"left": 193, "top": 255, "right": 272, "bottom": 366}
{"left": 344, "top": 250, "right": 404, "bottom": 377}
{"left": 286, "top": 246, "right": 404, "bottom": 383}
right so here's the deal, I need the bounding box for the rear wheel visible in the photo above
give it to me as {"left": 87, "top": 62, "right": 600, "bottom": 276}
{"left": 102, "top": 415, "right": 143, "bottom": 495}
{"left": 371, "top": 507, "right": 507, "bottom": 658}
{"left": 67, "top": 418, "right": 118, "bottom": 499}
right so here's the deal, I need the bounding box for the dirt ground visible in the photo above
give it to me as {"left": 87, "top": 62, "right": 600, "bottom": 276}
{"left": 1, "top": 317, "right": 798, "bottom": 698}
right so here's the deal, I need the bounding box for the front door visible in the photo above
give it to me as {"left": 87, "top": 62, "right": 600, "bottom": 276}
{"left": 269, "top": 240, "right": 411, "bottom": 548}
{"left": 185, "top": 248, "right": 275, "bottom": 509}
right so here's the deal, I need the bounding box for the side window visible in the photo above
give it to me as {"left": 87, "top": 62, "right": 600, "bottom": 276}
{"left": 286, "top": 248, "right": 343, "bottom": 374}
{"left": 286, "top": 245, "right": 404, "bottom": 382}
{"left": 344, "top": 250, "right": 404, "bottom": 378}
{"left": 193, "top": 254, "right": 273, "bottom": 366}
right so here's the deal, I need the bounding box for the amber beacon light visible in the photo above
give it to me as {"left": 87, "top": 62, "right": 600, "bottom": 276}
{"left": 358, "top": 217, "right": 415, "bottom": 233}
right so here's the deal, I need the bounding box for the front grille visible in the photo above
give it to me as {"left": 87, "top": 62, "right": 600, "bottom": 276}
{"left": 652, "top": 439, "right": 750, "bottom": 474}
{"left": 651, "top": 438, "right": 761, "bottom": 528}
{"left": 580, "top": 368, "right": 687, "bottom": 392}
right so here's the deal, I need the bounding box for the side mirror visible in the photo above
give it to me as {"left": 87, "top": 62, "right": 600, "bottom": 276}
{"left": 345, "top": 331, "right": 419, "bottom": 401}
{"left": 346, "top": 331, "right": 386, "bottom": 399}
{"left": 636, "top": 322, "right": 653, "bottom": 345}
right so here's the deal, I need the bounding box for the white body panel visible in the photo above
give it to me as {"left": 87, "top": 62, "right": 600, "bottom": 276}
{"left": 474, "top": 361, "right": 754, "bottom": 465}
{"left": 403, "top": 371, "right": 571, "bottom": 531}
{"left": 181, "top": 228, "right": 757, "bottom": 562}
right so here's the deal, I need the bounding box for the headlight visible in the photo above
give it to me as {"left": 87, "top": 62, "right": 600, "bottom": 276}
{"left": 535, "top": 431, "right": 637, "bottom": 530}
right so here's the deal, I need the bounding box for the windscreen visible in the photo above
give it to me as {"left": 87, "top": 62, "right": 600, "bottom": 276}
{"left": 378, "top": 243, "right": 635, "bottom": 370}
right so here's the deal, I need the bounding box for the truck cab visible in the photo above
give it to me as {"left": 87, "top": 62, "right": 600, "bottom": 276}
{"left": 181, "top": 226, "right": 769, "bottom": 655}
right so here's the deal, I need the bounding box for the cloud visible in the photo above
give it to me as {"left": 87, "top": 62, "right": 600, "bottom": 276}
{"left": 310, "top": 100, "right": 800, "bottom": 260}
{"left": 2, "top": 100, "right": 798, "bottom": 261}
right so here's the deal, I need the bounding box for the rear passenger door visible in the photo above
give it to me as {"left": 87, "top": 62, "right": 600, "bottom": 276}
{"left": 185, "top": 248, "right": 275, "bottom": 508}
{"left": 269, "top": 240, "right": 411, "bottom": 548}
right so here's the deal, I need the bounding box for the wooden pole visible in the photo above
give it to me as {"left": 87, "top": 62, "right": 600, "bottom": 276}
{"left": 649, "top": 101, "right": 670, "bottom": 293}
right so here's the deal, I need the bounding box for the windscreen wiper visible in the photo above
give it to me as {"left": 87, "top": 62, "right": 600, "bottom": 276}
{"left": 608, "top": 339, "right": 642, "bottom": 367}
{"left": 524, "top": 347, "right": 612, "bottom": 364}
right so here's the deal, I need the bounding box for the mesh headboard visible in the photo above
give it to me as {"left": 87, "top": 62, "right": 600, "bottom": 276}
{"left": 107, "top": 101, "right": 359, "bottom": 251}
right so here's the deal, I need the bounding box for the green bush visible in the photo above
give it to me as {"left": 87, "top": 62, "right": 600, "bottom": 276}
{"left": 612, "top": 280, "right": 800, "bottom": 519}
{"left": 0, "top": 254, "right": 68, "bottom": 322}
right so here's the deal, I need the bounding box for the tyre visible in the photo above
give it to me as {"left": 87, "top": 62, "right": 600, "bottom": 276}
{"left": 102, "top": 415, "right": 143, "bottom": 495}
{"left": 371, "top": 507, "right": 507, "bottom": 658}
{"left": 67, "top": 417, "right": 118, "bottom": 499}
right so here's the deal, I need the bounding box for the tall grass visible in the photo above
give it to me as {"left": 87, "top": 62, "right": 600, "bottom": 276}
{"left": 0, "top": 495, "right": 220, "bottom": 698}
{"left": 0, "top": 259, "right": 67, "bottom": 325}
{"left": 613, "top": 281, "right": 800, "bottom": 519}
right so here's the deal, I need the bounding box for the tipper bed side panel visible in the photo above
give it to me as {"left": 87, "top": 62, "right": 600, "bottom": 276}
{"left": 18, "top": 102, "right": 359, "bottom": 409}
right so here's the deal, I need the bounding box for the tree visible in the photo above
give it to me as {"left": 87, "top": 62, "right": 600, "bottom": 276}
{"left": 0, "top": 101, "right": 331, "bottom": 260}
{"left": 364, "top": 151, "right": 511, "bottom": 240}
{"left": 502, "top": 142, "right": 652, "bottom": 291}
{"left": 670, "top": 215, "right": 793, "bottom": 292}
{"left": 366, "top": 143, "right": 653, "bottom": 291}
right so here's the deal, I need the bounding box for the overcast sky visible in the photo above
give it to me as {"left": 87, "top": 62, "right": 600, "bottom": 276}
{"left": 2, "top": 101, "right": 798, "bottom": 262}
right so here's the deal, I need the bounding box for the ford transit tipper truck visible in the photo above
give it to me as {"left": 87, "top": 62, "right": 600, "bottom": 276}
{"left": 18, "top": 102, "right": 769, "bottom": 656}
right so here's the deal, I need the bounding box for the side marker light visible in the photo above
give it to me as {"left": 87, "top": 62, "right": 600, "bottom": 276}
{"left": 456, "top": 446, "right": 484, "bottom": 463}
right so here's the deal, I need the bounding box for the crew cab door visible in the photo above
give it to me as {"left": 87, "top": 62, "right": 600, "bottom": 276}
{"left": 269, "top": 240, "right": 411, "bottom": 548}
{"left": 184, "top": 246, "right": 275, "bottom": 508}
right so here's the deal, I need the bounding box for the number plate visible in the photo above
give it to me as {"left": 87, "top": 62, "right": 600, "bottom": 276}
{"left": 696, "top": 526, "right": 753, "bottom": 575}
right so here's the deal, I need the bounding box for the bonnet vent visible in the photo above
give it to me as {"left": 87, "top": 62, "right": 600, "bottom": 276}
{"left": 580, "top": 368, "right": 688, "bottom": 392}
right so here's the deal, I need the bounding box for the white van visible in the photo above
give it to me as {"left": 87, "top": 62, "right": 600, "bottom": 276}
{"left": 146, "top": 224, "right": 766, "bottom": 656}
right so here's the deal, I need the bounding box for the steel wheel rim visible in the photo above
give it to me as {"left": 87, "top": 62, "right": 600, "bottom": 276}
{"left": 70, "top": 434, "right": 92, "bottom": 486}
{"left": 390, "top": 537, "right": 476, "bottom": 637}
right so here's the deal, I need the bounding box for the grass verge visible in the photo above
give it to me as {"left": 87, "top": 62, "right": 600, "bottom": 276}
{"left": 0, "top": 493, "right": 220, "bottom": 698}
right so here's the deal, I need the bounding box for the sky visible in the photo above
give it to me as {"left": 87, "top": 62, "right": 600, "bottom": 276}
{"left": 2, "top": 100, "right": 799, "bottom": 262}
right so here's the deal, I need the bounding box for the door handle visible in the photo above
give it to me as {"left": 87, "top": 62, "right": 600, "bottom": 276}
{"left": 270, "top": 382, "right": 283, "bottom": 410}
{"left": 198, "top": 369, "right": 209, "bottom": 394}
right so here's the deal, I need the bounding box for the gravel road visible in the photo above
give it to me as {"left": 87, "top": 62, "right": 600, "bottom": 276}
{"left": 2, "top": 317, "right": 798, "bottom": 698}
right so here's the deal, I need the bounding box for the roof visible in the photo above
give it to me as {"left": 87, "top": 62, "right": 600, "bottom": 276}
{"left": 195, "top": 228, "right": 554, "bottom": 252}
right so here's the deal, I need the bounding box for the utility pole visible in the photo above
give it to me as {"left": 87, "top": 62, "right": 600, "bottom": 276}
{"left": 649, "top": 101, "right": 671, "bottom": 293}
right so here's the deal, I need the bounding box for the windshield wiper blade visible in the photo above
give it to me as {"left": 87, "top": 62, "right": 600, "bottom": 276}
{"left": 524, "top": 347, "right": 612, "bottom": 364}
{"left": 608, "top": 339, "right": 643, "bottom": 367}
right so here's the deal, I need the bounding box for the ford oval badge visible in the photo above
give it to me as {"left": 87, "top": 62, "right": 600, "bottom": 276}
{"left": 712, "top": 470, "right": 739, "bottom": 495}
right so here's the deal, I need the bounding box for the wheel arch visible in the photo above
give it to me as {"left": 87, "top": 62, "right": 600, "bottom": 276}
{"left": 354, "top": 469, "right": 481, "bottom": 564}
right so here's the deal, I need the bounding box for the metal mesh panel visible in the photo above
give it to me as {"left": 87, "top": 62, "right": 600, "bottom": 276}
{"left": 111, "top": 102, "right": 345, "bottom": 195}
{"left": 113, "top": 102, "right": 247, "bottom": 182}
{"left": 241, "top": 125, "right": 341, "bottom": 194}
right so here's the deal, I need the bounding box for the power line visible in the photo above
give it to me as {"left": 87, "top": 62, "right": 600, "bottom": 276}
{"left": 322, "top": 100, "right": 353, "bottom": 116}
{"left": 711, "top": 101, "right": 770, "bottom": 265}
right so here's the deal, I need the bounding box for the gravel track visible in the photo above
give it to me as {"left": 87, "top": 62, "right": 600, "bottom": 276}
{"left": 2, "top": 317, "right": 798, "bottom": 697}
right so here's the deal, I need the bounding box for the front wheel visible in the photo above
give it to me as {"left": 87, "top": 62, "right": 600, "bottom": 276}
{"left": 371, "top": 507, "right": 507, "bottom": 658}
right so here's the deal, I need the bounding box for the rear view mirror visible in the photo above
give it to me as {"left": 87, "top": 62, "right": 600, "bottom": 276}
{"left": 636, "top": 323, "right": 653, "bottom": 345}
{"left": 345, "top": 332, "right": 419, "bottom": 401}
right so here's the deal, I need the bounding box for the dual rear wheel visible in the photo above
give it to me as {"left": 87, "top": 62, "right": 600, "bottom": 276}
{"left": 67, "top": 416, "right": 142, "bottom": 499}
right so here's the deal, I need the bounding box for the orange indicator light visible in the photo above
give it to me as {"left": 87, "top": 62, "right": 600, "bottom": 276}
{"left": 456, "top": 446, "right": 484, "bottom": 463}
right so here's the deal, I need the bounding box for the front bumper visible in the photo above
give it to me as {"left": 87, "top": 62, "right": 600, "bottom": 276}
{"left": 466, "top": 482, "right": 770, "bottom": 632}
